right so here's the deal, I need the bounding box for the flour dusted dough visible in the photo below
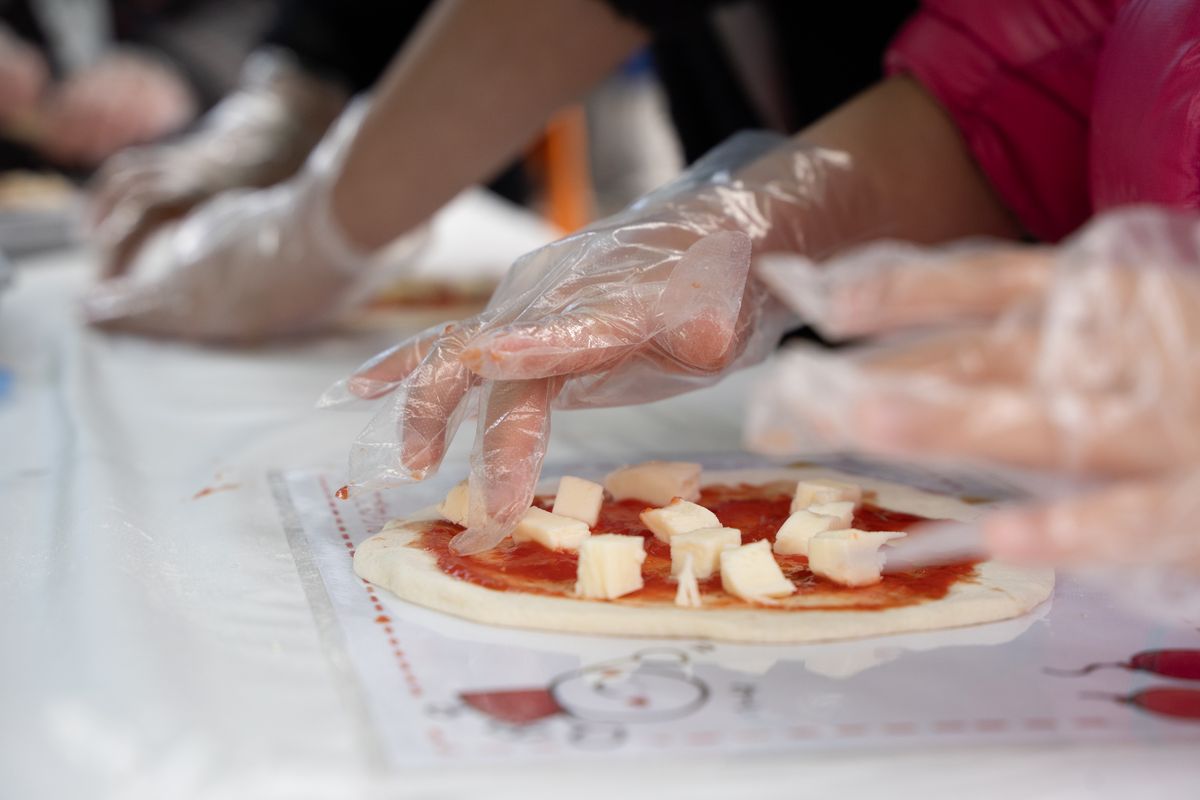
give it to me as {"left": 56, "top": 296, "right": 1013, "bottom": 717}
{"left": 354, "top": 468, "right": 1054, "bottom": 644}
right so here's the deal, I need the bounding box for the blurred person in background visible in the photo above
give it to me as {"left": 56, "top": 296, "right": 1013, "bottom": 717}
{"left": 0, "top": 0, "right": 273, "bottom": 171}
{"left": 86, "top": 0, "right": 916, "bottom": 335}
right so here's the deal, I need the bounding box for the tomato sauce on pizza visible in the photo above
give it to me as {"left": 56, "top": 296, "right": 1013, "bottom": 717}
{"left": 421, "top": 482, "right": 977, "bottom": 610}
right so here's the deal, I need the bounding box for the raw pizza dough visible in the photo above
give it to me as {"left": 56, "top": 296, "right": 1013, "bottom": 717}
{"left": 354, "top": 467, "right": 1054, "bottom": 643}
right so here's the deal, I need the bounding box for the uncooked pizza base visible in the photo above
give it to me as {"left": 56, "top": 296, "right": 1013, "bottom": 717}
{"left": 354, "top": 468, "right": 1054, "bottom": 644}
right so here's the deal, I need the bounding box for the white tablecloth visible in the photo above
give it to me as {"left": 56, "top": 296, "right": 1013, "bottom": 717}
{"left": 2, "top": 192, "right": 1197, "bottom": 800}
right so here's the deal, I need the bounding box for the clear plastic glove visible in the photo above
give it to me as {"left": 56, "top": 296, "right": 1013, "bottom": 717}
{"left": 88, "top": 49, "right": 348, "bottom": 278}
{"left": 748, "top": 206, "right": 1200, "bottom": 592}
{"left": 324, "top": 133, "right": 886, "bottom": 554}
{"left": 83, "top": 99, "right": 421, "bottom": 341}
{"left": 0, "top": 24, "right": 48, "bottom": 127}
{"left": 37, "top": 48, "right": 196, "bottom": 168}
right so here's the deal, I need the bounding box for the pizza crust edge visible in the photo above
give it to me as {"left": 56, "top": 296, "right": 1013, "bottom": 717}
{"left": 353, "top": 468, "right": 1055, "bottom": 644}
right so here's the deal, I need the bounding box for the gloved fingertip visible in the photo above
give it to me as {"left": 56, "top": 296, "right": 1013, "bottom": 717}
{"left": 854, "top": 396, "right": 916, "bottom": 449}
{"left": 449, "top": 518, "right": 514, "bottom": 555}
{"left": 80, "top": 285, "right": 132, "bottom": 323}
{"left": 982, "top": 509, "right": 1050, "bottom": 562}
{"left": 315, "top": 376, "right": 391, "bottom": 408}
{"left": 398, "top": 436, "right": 442, "bottom": 479}
{"left": 348, "top": 375, "right": 401, "bottom": 400}
{"left": 660, "top": 312, "right": 736, "bottom": 372}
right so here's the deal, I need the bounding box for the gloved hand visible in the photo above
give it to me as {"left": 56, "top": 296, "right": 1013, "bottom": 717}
{"left": 0, "top": 24, "right": 48, "bottom": 127}
{"left": 325, "top": 133, "right": 885, "bottom": 554}
{"left": 748, "top": 206, "right": 1200, "bottom": 585}
{"left": 37, "top": 48, "right": 196, "bottom": 168}
{"left": 89, "top": 49, "right": 348, "bottom": 277}
{"left": 83, "top": 100, "right": 422, "bottom": 341}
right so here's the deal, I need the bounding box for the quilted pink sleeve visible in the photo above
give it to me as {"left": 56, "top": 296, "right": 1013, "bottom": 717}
{"left": 885, "top": 0, "right": 1120, "bottom": 241}
{"left": 1091, "top": 0, "right": 1200, "bottom": 210}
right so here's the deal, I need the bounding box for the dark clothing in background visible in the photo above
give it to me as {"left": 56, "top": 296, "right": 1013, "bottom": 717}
{"left": 604, "top": 0, "right": 918, "bottom": 161}
{"left": 264, "top": 0, "right": 917, "bottom": 164}
{"left": 261, "top": 0, "right": 433, "bottom": 94}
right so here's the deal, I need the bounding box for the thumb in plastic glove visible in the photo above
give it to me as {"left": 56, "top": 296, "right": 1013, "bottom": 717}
{"left": 747, "top": 206, "right": 1200, "bottom": 611}
{"left": 83, "top": 99, "right": 423, "bottom": 341}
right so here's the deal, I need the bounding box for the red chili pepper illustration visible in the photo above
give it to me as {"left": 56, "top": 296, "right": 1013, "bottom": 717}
{"left": 1046, "top": 649, "right": 1200, "bottom": 680}
{"left": 459, "top": 688, "right": 564, "bottom": 726}
{"left": 1082, "top": 688, "right": 1200, "bottom": 722}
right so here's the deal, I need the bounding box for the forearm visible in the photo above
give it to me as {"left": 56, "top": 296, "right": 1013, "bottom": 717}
{"left": 331, "top": 0, "right": 647, "bottom": 251}
{"left": 746, "top": 76, "right": 1023, "bottom": 258}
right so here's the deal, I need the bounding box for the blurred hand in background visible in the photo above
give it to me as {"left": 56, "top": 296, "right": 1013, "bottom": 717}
{"left": 0, "top": 22, "right": 48, "bottom": 128}
{"left": 88, "top": 50, "right": 347, "bottom": 277}
{"left": 36, "top": 48, "right": 196, "bottom": 168}
{"left": 749, "top": 206, "right": 1200, "bottom": 577}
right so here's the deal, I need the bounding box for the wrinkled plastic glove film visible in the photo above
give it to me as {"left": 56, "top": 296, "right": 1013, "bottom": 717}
{"left": 89, "top": 48, "right": 348, "bottom": 278}
{"left": 747, "top": 206, "right": 1200, "bottom": 614}
{"left": 332, "top": 132, "right": 886, "bottom": 552}
{"left": 83, "top": 96, "right": 426, "bottom": 341}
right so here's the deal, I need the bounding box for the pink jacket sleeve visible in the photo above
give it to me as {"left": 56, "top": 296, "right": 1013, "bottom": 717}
{"left": 885, "top": 0, "right": 1121, "bottom": 242}
{"left": 1091, "top": 0, "right": 1200, "bottom": 210}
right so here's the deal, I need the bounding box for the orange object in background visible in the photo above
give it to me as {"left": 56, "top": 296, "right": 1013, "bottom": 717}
{"left": 530, "top": 105, "right": 594, "bottom": 233}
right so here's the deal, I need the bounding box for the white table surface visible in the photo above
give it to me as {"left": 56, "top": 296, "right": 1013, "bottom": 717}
{"left": 2, "top": 192, "right": 1197, "bottom": 800}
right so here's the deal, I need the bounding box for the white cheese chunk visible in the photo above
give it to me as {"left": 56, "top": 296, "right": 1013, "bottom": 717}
{"left": 790, "top": 479, "right": 863, "bottom": 513}
{"left": 604, "top": 461, "right": 702, "bottom": 506}
{"left": 640, "top": 498, "right": 721, "bottom": 543}
{"left": 808, "top": 528, "right": 907, "bottom": 587}
{"left": 437, "top": 480, "right": 471, "bottom": 527}
{"left": 575, "top": 534, "right": 646, "bottom": 599}
{"left": 806, "top": 500, "right": 856, "bottom": 529}
{"left": 719, "top": 540, "right": 796, "bottom": 604}
{"left": 551, "top": 475, "right": 604, "bottom": 527}
{"left": 773, "top": 509, "right": 844, "bottom": 556}
{"left": 512, "top": 507, "right": 591, "bottom": 551}
{"left": 674, "top": 553, "right": 702, "bottom": 608}
{"left": 670, "top": 526, "right": 741, "bottom": 579}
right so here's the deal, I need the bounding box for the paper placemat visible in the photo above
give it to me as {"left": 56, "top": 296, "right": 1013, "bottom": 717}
{"left": 272, "top": 458, "right": 1200, "bottom": 768}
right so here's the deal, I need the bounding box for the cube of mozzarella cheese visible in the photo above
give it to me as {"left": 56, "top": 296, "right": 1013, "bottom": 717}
{"left": 640, "top": 498, "right": 720, "bottom": 543}
{"left": 670, "top": 526, "right": 741, "bottom": 579}
{"left": 806, "top": 500, "right": 856, "bottom": 529}
{"left": 674, "top": 553, "right": 703, "bottom": 608}
{"left": 604, "top": 461, "right": 702, "bottom": 506}
{"left": 790, "top": 478, "right": 862, "bottom": 513}
{"left": 437, "top": 480, "right": 471, "bottom": 527}
{"left": 551, "top": 475, "right": 604, "bottom": 527}
{"left": 575, "top": 534, "right": 646, "bottom": 599}
{"left": 773, "top": 509, "right": 845, "bottom": 556}
{"left": 719, "top": 540, "right": 796, "bottom": 603}
{"left": 808, "top": 528, "right": 906, "bottom": 587}
{"left": 512, "top": 507, "right": 591, "bottom": 551}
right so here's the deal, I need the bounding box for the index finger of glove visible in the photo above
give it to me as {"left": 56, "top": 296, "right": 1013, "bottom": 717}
{"left": 981, "top": 473, "right": 1200, "bottom": 571}
{"left": 451, "top": 377, "right": 557, "bottom": 555}
{"left": 319, "top": 323, "right": 462, "bottom": 406}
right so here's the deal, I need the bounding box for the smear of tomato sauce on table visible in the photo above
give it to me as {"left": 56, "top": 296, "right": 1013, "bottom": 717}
{"left": 419, "top": 482, "right": 977, "bottom": 610}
